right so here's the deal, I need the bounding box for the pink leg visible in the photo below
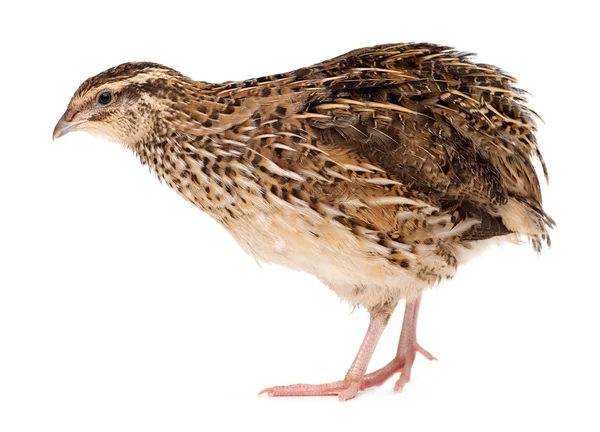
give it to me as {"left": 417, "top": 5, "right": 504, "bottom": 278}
{"left": 361, "top": 294, "right": 436, "bottom": 391}
{"left": 259, "top": 312, "right": 390, "bottom": 401}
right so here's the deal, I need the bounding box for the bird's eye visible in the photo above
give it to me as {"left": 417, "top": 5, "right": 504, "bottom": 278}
{"left": 97, "top": 91, "right": 113, "bottom": 106}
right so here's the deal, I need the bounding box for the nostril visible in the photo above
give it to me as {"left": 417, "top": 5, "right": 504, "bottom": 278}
{"left": 64, "top": 109, "right": 81, "bottom": 122}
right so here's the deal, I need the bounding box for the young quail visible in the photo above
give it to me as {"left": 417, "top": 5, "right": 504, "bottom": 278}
{"left": 53, "top": 43, "right": 553, "bottom": 401}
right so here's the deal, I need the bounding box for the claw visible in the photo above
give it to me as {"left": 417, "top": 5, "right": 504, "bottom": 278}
{"left": 258, "top": 388, "right": 272, "bottom": 397}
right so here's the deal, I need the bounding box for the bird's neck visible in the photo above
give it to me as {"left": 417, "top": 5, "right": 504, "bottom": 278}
{"left": 129, "top": 99, "right": 264, "bottom": 221}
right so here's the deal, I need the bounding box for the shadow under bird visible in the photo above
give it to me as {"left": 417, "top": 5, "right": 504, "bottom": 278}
{"left": 53, "top": 43, "right": 553, "bottom": 401}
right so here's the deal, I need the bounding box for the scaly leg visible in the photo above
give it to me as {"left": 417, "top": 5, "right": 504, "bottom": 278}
{"left": 361, "top": 294, "right": 436, "bottom": 391}
{"left": 259, "top": 311, "right": 392, "bottom": 401}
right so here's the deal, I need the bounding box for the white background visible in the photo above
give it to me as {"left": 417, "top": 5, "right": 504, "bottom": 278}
{"left": 1, "top": 1, "right": 598, "bottom": 431}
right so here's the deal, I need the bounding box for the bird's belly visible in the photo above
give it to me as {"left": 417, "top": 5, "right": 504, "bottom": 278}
{"left": 225, "top": 207, "right": 434, "bottom": 310}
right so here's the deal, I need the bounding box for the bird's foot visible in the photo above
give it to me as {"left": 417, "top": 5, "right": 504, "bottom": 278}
{"left": 259, "top": 378, "right": 363, "bottom": 401}
{"left": 364, "top": 343, "right": 436, "bottom": 392}
{"left": 258, "top": 344, "right": 434, "bottom": 401}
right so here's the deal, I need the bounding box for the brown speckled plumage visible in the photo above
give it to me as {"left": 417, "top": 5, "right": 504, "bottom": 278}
{"left": 54, "top": 43, "right": 553, "bottom": 400}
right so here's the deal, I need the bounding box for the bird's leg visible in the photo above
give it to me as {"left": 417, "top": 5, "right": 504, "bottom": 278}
{"left": 360, "top": 294, "right": 436, "bottom": 391}
{"left": 259, "top": 310, "right": 392, "bottom": 401}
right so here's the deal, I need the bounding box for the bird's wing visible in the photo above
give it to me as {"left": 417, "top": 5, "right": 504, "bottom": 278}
{"left": 293, "top": 44, "right": 548, "bottom": 240}
{"left": 216, "top": 43, "right": 550, "bottom": 241}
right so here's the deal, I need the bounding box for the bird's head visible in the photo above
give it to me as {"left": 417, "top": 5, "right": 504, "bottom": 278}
{"left": 53, "top": 62, "right": 185, "bottom": 146}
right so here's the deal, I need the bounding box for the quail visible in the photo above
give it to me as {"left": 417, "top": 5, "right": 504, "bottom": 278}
{"left": 53, "top": 43, "right": 553, "bottom": 401}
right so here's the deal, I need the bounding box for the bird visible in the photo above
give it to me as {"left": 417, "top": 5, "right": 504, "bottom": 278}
{"left": 53, "top": 43, "right": 553, "bottom": 401}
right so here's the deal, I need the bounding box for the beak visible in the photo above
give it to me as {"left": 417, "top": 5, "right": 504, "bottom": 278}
{"left": 52, "top": 113, "right": 86, "bottom": 141}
